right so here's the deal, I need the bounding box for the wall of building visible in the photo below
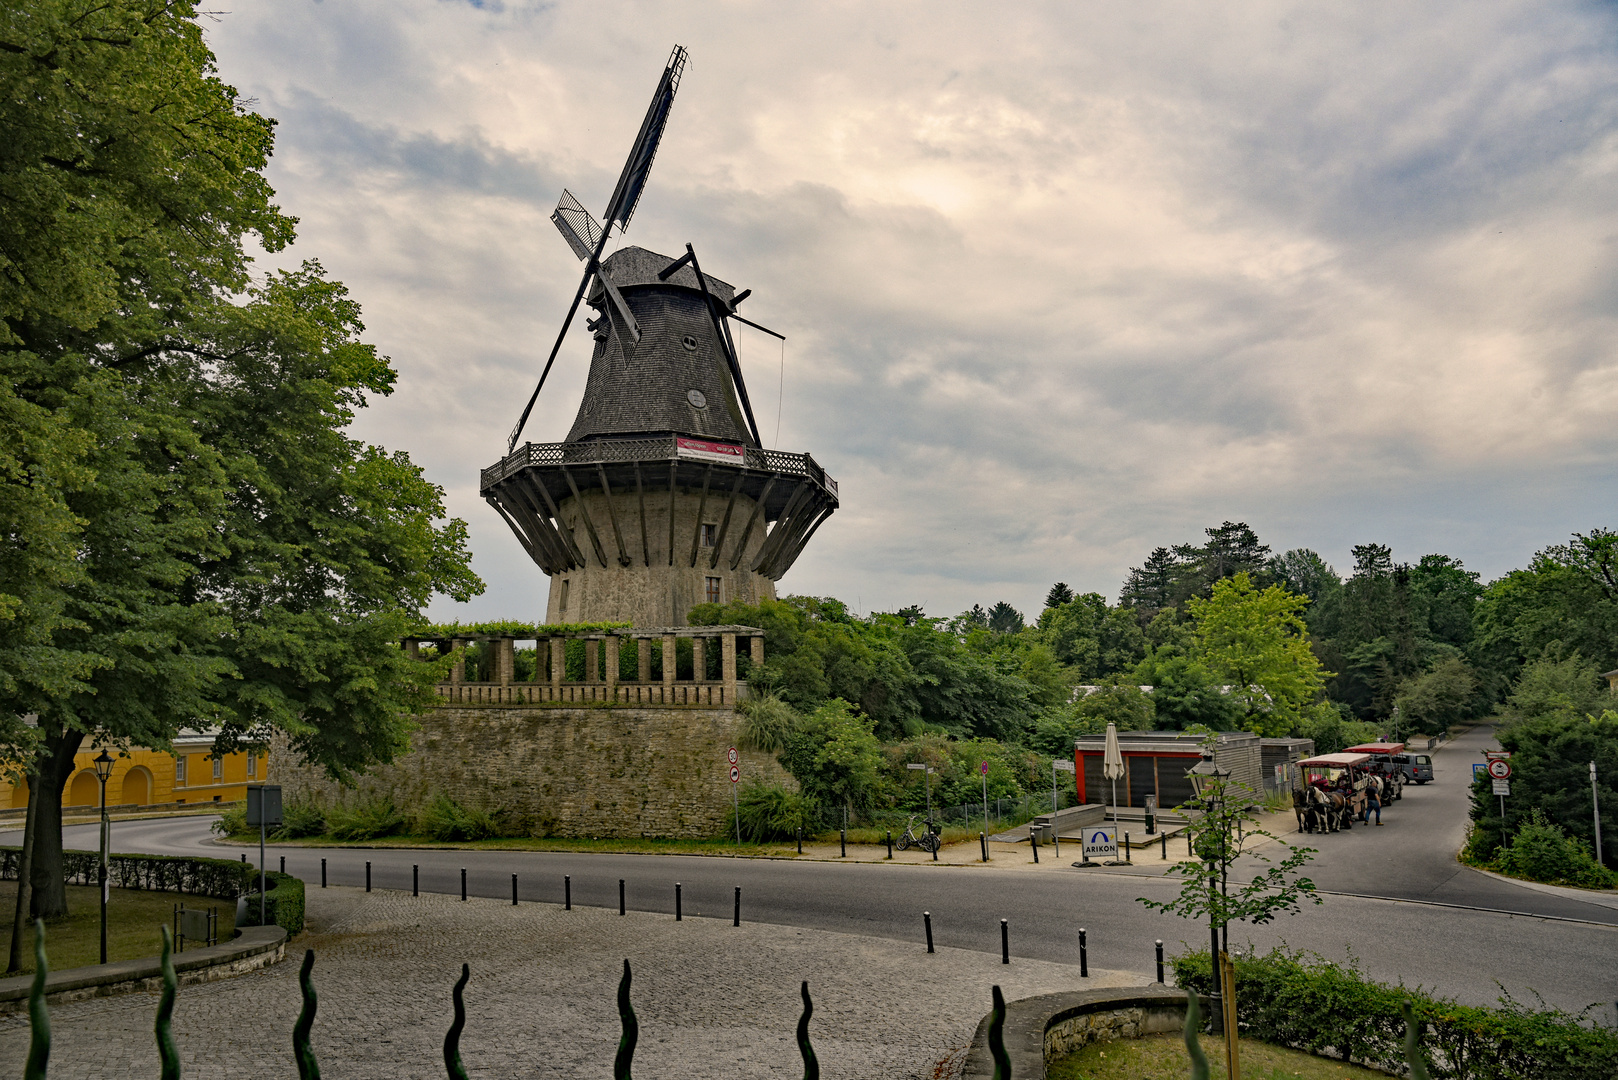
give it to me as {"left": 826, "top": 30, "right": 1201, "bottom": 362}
{"left": 270, "top": 702, "right": 793, "bottom": 839}
{"left": 1, "top": 742, "right": 266, "bottom": 811}
{"left": 545, "top": 488, "right": 779, "bottom": 627}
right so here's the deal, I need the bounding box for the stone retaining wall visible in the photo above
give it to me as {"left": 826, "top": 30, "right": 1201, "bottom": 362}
{"left": 963, "top": 986, "right": 1206, "bottom": 1079}
{"left": 272, "top": 703, "right": 793, "bottom": 839}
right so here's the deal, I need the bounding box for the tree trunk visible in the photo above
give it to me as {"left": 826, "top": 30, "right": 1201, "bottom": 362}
{"left": 5, "top": 773, "right": 38, "bottom": 973}
{"left": 29, "top": 730, "right": 84, "bottom": 921}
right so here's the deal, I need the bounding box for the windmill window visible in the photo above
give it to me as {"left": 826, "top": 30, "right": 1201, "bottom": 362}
{"left": 706, "top": 577, "right": 722, "bottom": 604}
{"left": 559, "top": 580, "right": 570, "bottom": 612}
{"left": 681, "top": 334, "right": 699, "bottom": 352}
{"left": 686, "top": 389, "right": 707, "bottom": 408}
{"left": 701, "top": 524, "right": 717, "bottom": 547}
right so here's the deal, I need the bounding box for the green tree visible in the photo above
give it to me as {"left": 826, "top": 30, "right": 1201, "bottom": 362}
{"left": 987, "top": 600, "right": 1024, "bottom": 634}
{"left": 777, "top": 699, "right": 884, "bottom": 824}
{"left": 1188, "top": 573, "right": 1329, "bottom": 737}
{"left": 1473, "top": 530, "right": 1618, "bottom": 696}
{"left": 1132, "top": 646, "right": 1240, "bottom": 731}
{"left": 1, "top": 3, "right": 479, "bottom": 918}
{"left": 1392, "top": 656, "right": 1476, "bottom": 737}
{"left": 1044, "top": 582, "right": 1074, "bottom": 609}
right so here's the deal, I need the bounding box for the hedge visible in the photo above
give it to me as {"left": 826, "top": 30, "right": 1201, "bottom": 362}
{"left": 1172, "top": 948, "right": 1618, "bottom": 1080}
{"left": 2, "top": 847, "right": 254, "bottom": 900}
{"left": 238, "top": 869, "right": 305, "bottom": 936}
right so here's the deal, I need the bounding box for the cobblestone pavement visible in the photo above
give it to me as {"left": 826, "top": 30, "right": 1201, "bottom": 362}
{"left": 1, "top": 887, "right": 1146, "bottom": 1079}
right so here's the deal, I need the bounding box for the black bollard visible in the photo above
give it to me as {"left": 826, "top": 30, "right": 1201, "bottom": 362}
{"left": 619, "top": 879, "right": 625, "bottom": 916}
{"left": 676, "top": 882, "right": 682, "bottom": 921}
{"left": 565, "top": 875, "right": 571, "bottom": 911}
{"left": 1001, "top": 919, "right": 1009, "bottom": 965}
{"left": 1161, "top": 832, "right": 1167, "bottom": 860}
{"left": 980, "top": 832, "right": 988, "bottom": 862}
{"left": 280, "top": 856, "right": 285, "bottom": 875}
{"left": 797, "top": 826, "right": 802, "bottom": 855}
{"left": 924, "top": 911, "right": 934, "bottom": 953}
{"left": 886, "top": 830, "right": 893, "bottom": 859}
{"left": 1124, "top": 831, "right": 1131, "bottom": 864}
{"left": 460, "top": 867, "right": 466, "bottom": 902}
{"left": 512, "top": 874, "right": 518, "bottom": 906}
{"left": 1079, "top": 927, "right": 1088, "bottom": 978}
{"left": 413, "top": 864, "right": 418, "bottom": 897}
{"left": 1156, "top": 939, "right": 1165, "bottom": 983}
{"left": 321, "top": 858, "right": 327, "bottom": 888}
{"left": 365, "top": 861, "right": 371, "bottom": 893}
{"left": 734, "top": 886, "right": 741, "bottom": 927}
{"left": 241, "top": 853, "right": 247, "bottom": 863}
{"left": 1029, "top": 826, "right": 1039, "bottom": 864}
{"left": 840, "top": 829, "right": 846, "bottom": 857}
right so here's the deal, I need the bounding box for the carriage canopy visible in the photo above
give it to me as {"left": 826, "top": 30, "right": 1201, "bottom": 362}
{"left": 1343, "top": 742, "right": 1405, "bottom": 756}
{"left": 1296, "top": 752, "right": 1371, "bottom": 785}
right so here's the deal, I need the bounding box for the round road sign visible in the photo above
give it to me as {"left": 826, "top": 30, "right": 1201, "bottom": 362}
{"left": 1487, "top": 759, "right": 1512, "bottom": 780}
{"left": 729, "top": 765, "right": 740, "bottom": 784}
{"left": 727, "top": 746, "right": 739, "bottom": 765}
{"left": 980, "top": 761, "right": 989, "bottom": 775}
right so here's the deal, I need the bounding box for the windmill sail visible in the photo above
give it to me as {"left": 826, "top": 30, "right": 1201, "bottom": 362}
{"left": 550, "top": 189, "right": 601, "bottom": 261}
{"left": 604, "top": 45, "right": 687, "bottom": 229}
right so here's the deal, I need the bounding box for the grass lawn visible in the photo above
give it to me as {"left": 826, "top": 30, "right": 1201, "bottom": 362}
{"left": 1, "top": 882, "right": 235, "bottom": 975}
{"left": 1047, "top": 1033, "right": 1393, "bottom": 1080}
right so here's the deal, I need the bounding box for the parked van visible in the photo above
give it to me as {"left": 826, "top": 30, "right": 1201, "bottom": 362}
{"left": 1393, "top": 753, "right": 1434, "bottom": 784}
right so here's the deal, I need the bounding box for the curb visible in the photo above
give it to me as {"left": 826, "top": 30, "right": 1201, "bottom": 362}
{"left": 0, "top": 925, "right": 287, "bottom": 1014}
{"left": 961, "top": 985, "right": 1205, "bottom": 1079}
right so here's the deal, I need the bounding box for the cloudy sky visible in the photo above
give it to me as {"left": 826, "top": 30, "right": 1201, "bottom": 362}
{"left": 206, "top": 1, "right": 1618, "bottom": 623}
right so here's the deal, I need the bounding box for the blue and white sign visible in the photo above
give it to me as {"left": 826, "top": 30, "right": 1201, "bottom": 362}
{"left": 1083, "top": 827, "right": 1117, "bottom": 860}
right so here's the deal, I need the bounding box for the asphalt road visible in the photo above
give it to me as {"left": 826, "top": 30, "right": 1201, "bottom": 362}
{"left": 8, "top": 728, "right": 1617, "bottom": 1019}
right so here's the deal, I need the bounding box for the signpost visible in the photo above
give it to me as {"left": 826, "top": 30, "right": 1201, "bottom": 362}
{"left": 1053, "top": 758, "right": 1075, "bottom": 859}
{"left": 246, "top": 785, "right": 283, "bottom": 926}
{"left": 907, "top": 762, "right": 933, "bottom": 824}
{"left": 1083, "top": 826, "right": 1117, "bottom": 863}
{"left": 1486, "top": 757, "right": 1511, "bottom": 843}
{"left": 1593, "top": 762, "right": 1604, "bottom": 866}
{"left": 728, "top": 747, "right": 740, "bottom": 844}
{"left": 980, "top": 760, "right": 990, "bottom": 837}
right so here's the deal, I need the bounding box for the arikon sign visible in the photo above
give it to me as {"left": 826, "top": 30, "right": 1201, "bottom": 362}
{"left": 675, "top": 437, "right": 745, "bottom": 465}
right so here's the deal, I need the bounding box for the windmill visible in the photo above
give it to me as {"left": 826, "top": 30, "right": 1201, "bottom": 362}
{"left": 483, "top": 45, "right": 839, "bottom": 628}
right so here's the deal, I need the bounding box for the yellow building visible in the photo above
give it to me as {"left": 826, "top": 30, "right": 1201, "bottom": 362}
{"left": 2, "top": 731, "right": 267, "bottom": 812}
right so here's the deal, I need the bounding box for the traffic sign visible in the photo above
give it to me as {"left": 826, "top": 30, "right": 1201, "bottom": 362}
{"left": 980, "top": 760, "right": 990, "bottom": 775}
{"left": 1487, "top": 759, "right": 1512, "bottom": 780}
{"left": 1472, "top": 763, "right": 1486, "bottom": 778}
{"left": 729, "top": 765, "right": 740, "bottom": 784}
{"left": 1053, "top": 759, "right": 1075, "bottom": 773}
{"left": 727, "top": 746, "right": 739, "bottom": 766}
{"left": 1083, "top": 827, "right": 1117, "bottom": 860}
{"left": 1492, "top": 778, "right": 1510, "bottom": 796}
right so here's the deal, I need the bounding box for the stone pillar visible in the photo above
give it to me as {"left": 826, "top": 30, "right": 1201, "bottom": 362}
{"left": 549, "top": 638, "right": 565, "bottom": 686}
{"left": 662, "top": 635, "right": 676, "bottom": 686}
{"left": 585, "top": 638, "right": 599, "bottom": 683}
{"left": 692, "top": 637, "right": 706, "bottom": 683}
{"left": 404, "top": 639, "right": 420, "bottom": 660}
{"left": 498, "top": 638, "right": 515, "bottom": 685}
{"left": 605, "top": 635, "right": 620, "bottom": 687}
{"left": 638, "top": 638, "right": 651, "bottom": 682}
{"left": 721, "top": 633, "right": 737, "bottom": 699}
{"left": 451, "top": 639, "right": 465, "bottom": 684}
{"left": 751, "top": 636, "right": 765, "bottom": 666}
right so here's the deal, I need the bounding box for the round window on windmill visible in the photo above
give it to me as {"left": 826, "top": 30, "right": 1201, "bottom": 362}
{"left": 486, "top": 44, "right": 839, "bottom": 629}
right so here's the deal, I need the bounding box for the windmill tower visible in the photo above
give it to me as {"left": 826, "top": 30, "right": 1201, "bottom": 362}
{"left": 482, "top": 46, "right": 838, "bottom": 627}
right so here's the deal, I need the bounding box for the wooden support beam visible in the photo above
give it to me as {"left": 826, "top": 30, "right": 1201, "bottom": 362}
{"left": 595, "top": 463, "right": 633, "bottom": 567}
{"left": 560, "top": 465, "right": 610, "bottom": 568}
{"left": 484, "top": 495, "right": 547, "bottom": 571}
{"left": 687, "top": 465, "right": 714, "bottom": 568}
{"left": 750, "top": 482, "right": 812, "bottom": 574}
{"left": 774, "top": 500, "right": 834, "bottom": 578}
{"left": 533, "top": 476, "right": 588, "bottom": 568}
{"left": 709, "top": 470, "right": 746, "bottom": 570}
{"left": 634, "top": 463, "right": 650, "bottom": 567}
{"left": 497, "top": 479, "right": 575, "bottom": 571}
{"left": 729, "top": 476, "right": 776, "bottom": 571}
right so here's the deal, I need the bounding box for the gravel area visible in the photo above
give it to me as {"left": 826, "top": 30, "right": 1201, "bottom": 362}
{"left": 1, "top": 886, "right": 1146, "bottom": 1079}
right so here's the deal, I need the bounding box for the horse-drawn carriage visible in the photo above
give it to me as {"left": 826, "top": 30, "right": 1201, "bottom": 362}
{"left": 1344, "top": 742, "right": 1407, "bottom": 801}
{"left": 1292, "top": 752, "right": 1372, "bottom": 833}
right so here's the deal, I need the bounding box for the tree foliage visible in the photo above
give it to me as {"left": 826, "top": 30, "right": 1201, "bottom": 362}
{"left": 1187, "top": 573, "right": 1328, "bottom": 737}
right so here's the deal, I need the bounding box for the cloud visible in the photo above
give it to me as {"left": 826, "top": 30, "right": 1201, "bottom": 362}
{"left": 205, "top": 0, "right": 1618, "bottom": 621}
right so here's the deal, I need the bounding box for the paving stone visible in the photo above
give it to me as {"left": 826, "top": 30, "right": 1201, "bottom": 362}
{"left": 0, "top": 887, "right": 1145, "bottom": 1079}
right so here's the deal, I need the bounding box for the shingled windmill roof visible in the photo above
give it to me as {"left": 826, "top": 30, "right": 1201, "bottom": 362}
{"left": 566, "top": 245, "right": 753, "bottom": 446}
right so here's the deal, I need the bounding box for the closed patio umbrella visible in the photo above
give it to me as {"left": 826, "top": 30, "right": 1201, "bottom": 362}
{"left": 1102, "top": 722, "right": 1125, "bottom": 829}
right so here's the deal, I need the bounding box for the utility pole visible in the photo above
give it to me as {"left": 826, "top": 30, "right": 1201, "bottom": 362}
{"left": 1594, "top": 762, "right": 1604, "bottom": 866}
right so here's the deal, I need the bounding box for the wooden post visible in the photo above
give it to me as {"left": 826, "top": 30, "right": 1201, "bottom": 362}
{"left": 721, "top": 633, "right": 738, "bottom": 701}
{"left": 638, "top": 638, "right": 651, "bottom": 682}
{"left": 662, "top": 634, "right": 676, "bottom": 688}
{"left": 693, "top": 637, "right": 706, "bottom": 683}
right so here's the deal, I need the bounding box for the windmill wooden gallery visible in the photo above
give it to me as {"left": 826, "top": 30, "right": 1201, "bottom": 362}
{"left": 274, "top": 47, "right": 837, "bottom": 838}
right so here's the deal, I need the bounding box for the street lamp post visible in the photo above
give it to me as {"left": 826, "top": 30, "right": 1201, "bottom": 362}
{"left": 92, "top": 750, "right": 114, "bottom": 965}
{"left": 1188, "top": 749, "right": 1231, "bottom": 1036}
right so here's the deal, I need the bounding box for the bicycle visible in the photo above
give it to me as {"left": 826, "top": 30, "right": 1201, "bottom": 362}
{"left": 895, "top": 815, "right": 941, "bottom": 853}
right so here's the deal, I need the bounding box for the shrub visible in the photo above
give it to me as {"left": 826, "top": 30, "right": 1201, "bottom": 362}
{"left": 212, "top": 804, "right": 248, "bottom": 837}
{"left": 416, "top": 793, "right": 497, "bottom": 842}
{"left": 239, "top": 870, "right": 305, "bottom": 935}
{"left": 729, "top": 780, "right": 815, "bottom": 842}
{"left": 2, "top": 847, "right": 253, "bottom": 900}
{"left": 325, "top": 795, "right": 406, "bottom": 841}
{"left": 737, "top": 693, "right": 800, "bottom": 752}
{"left": 1170, "top": 946, "right": 1618, "bottom": 1079}
{"left": 1493, "top": 810, "right": 1617, "bottom": 889}
{"left": 272, "top": 799, "right": 326, "bottom": 840}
